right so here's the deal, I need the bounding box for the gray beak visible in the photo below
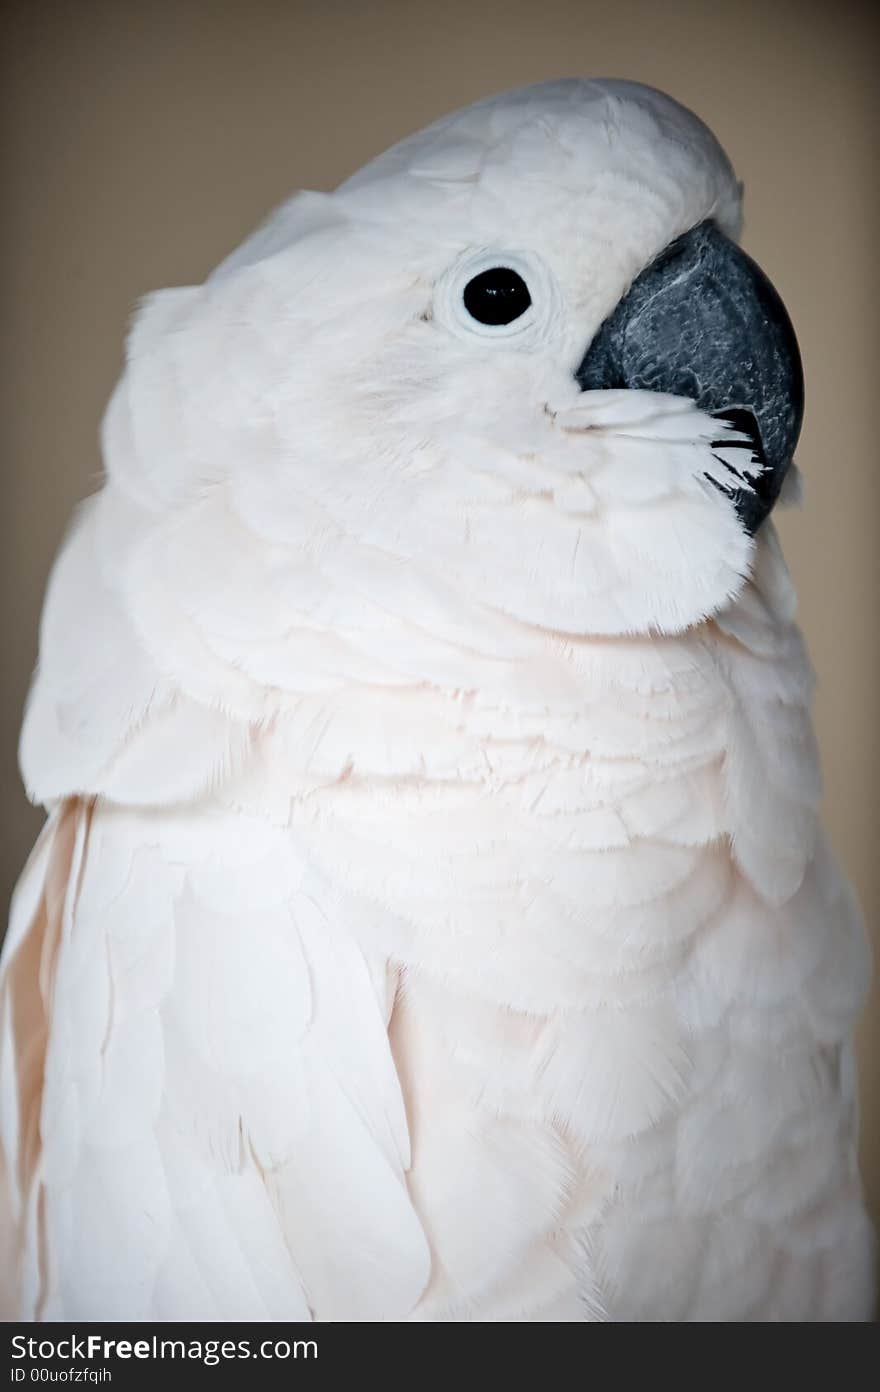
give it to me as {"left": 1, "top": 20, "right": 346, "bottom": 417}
{"left": 575, "top": 220, "right": 804, "bottom": 533}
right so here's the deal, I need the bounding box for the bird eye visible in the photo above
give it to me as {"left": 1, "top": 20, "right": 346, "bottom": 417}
{"left": 435, "top": 250, "right": 557, "bottom": 346}
{"left": 462, "top": 267, "right": 532, "bottom": 326}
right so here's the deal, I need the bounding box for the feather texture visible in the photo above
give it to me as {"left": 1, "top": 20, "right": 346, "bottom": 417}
{"left": 1, "top": 77, "right": 872, "bottom": 1321}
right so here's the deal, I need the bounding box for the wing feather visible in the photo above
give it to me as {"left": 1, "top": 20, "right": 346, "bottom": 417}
{"left": 1, "top": 802, "right": 429, "bottom": 1320}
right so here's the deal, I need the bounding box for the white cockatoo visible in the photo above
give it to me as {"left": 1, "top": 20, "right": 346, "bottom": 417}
{"left": 1, "top": 78, "right": 874, "bottom": 1323}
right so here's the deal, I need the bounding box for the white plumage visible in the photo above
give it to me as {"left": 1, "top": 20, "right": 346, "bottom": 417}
{"left": 1, "top": 78, "right": 873, "bottom": 1321}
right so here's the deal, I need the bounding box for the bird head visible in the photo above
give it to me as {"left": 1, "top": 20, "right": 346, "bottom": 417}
{"left": 109, "top": 79, "right": 802, "bottom": 641}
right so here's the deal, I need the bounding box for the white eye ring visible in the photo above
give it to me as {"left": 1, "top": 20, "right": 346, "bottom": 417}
{"left": 433, "top": 248, "right": 565, "bottom": 348}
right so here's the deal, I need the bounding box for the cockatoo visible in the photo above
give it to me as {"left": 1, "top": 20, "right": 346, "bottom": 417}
{"left": 1, "top": 78, "right": 874, "bottom": 1323}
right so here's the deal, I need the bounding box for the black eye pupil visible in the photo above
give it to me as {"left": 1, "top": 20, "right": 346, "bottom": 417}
{"left": 463, "top": 267, "right": 531, "bottom": 326}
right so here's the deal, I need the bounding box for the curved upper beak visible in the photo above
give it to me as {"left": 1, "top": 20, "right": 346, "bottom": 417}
{"left": 575, "top": 220, "right": 804, "bottom": 533}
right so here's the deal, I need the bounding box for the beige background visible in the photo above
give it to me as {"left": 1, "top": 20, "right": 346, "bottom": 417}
{"left": 2, "top": 0, "right": 878, "bottom": 1238}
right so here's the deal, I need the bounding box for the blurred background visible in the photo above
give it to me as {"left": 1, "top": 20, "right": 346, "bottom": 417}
{"left": 2, "top": 0, "right": 878, "bottom": 1239}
